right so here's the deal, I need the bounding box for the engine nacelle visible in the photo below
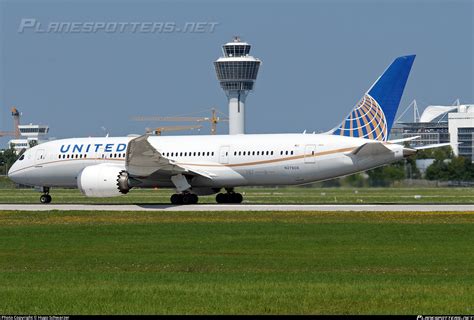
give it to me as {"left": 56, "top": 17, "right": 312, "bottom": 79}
{"left": 77, "top": 164, "right": 130, "bottom": 197}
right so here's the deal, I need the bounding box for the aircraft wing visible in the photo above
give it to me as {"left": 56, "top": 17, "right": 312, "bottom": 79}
{"left": 125, "top": 134, "right": 213, "bottom": 179}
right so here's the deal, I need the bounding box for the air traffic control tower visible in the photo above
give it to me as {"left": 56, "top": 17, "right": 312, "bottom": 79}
{"left": 214, "top": 37, "right": 261, "bottom": 134}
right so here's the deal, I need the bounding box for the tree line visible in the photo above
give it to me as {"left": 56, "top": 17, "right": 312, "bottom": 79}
{"left": 318, "top": 146, "right": 474, "bottom": 187}
{"left": 0, "top": 148, "right": 18, "bottom": 176}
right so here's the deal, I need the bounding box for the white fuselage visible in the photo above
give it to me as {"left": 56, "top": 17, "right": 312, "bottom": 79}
{"left": 8, "top": 133, "right": 405, "bottom": 190}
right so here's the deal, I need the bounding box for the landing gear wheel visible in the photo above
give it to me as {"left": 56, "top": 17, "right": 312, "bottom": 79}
{"left": 216, "top": 193, "right": 227, "bottom": 203}
{"left": 171, "top": 193, "right": 198, "bottom": 205}
{"left": 40, "top": 194, "right": 52, "bottom": 204}
{"left": 216, "top": 192, "right": 243, "bottom": 204}
{"left": 182, "top": 193, "right": 199, "bottom": 205}
{"left": 231, "top": 193, "right": 243, "bottom": 204}
{"left": 171, "top": 194, "right": 183, "bottom": 205}
{"left": 182, "top": 194, "right": 192, "bottom": 205}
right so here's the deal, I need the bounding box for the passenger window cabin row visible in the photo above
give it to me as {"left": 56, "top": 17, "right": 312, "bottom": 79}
{"left": 235, "top": 150, "right": 273, "bottom": 156}
{"left": 59, "top": 154, "right": 88, "bottom": 159}
{"left": 162, "top": 150, "right": 295, "bottom": 158}
{"left": 101, "top": 153, "right": 126, "bottom": 159}
{"left": 58, "top": 153, "right": 126, "bottom": 159}
{"left": 57, "top": 149, "right": 296, "bottom": 160}
{"left": 163, "top": 151, "right": 215, "bottom": 157}
{"left": 233, "top": 150, "right": 295, "bottom": 156}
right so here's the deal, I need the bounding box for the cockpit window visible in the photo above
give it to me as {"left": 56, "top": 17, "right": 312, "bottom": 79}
{"left": 17, "top": 148, "right": 27, "bottom": 160}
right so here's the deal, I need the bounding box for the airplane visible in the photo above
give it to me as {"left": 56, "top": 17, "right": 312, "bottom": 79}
{"left": 7, "top": 54, "right": 447, "bottom": 204}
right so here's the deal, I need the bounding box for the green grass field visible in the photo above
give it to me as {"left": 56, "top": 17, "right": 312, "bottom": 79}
{"left": 0, "top": 187, "right": 473, "bottom": 204}
{"left": 0, "top": 210, "right": 473, "bottom": 314}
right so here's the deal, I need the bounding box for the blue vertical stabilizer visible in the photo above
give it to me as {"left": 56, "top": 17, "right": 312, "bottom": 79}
{"left": 331, "top": 55, "right": 415, "bottom": 141}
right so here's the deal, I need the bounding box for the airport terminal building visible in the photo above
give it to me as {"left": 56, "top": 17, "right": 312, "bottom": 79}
{"left": 8, "top": 124, "right": 49, "bottom": 153}
{"left": 391, "top": 103, "right": 474, "bottom": 161}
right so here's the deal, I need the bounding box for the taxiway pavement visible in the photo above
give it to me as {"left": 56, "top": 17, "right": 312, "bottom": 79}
{"left": 0, "top": 204, "right": 472, "bottom": 212}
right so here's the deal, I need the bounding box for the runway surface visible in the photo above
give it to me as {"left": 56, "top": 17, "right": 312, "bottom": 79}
{"left": 0, "top": 204, "right": 473, "bottom": 212}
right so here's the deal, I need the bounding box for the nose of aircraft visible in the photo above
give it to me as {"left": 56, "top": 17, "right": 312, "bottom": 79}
{"left": 7, "top": 161, "right": 19, "bottom": 182}
{"left": 7, "top": 157, "right": 26, "bottom": 184}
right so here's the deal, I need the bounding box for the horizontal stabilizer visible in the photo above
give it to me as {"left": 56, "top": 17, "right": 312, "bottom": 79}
{"left": 351, "top": 142, "right": 392, "bottom": 157}
{"left": 388, "top": 136, "right": 421, "bottom": 144}
{"left": 414, "top": 143, "right": 451, "bottom": 150}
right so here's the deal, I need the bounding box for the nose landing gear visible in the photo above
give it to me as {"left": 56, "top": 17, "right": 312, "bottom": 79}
{"left": 40, "top": 187, "right": 52, "bottom": 204}
{"left": 40, "top": 194, "right": 52, "bottom": 204}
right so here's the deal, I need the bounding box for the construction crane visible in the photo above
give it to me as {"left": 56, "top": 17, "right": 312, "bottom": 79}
{"left": 145, "top": 125, "right": 203, "bottom": 136}
{"left": 132, "top": 108, "right": 229, "bottom": 135}
{"left": 0, "top": 107, "right": 21, "bottom": 138}
{"left": 0, "top": 129, "right": 14, "bottom": 137}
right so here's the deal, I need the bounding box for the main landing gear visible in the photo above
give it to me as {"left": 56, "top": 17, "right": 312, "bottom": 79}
{"left": 168, "top": 174, "right": 243, "bottom": 205}
{"left": 170, "top": 174, "right": 198, "bottom": 205}
{"left": 216, "top": 190, "right": 243, "bottom": 204}
{"left": 170, "top": 193, "right": 199, "bottom": 205}
{"left": 40, "top": 187, "right": 52, "bottom": 204}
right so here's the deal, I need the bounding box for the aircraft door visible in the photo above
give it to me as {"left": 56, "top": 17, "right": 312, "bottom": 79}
{"left": 219, "top": 146, "right": 230, "bottom": 164}
{"left": 304, "top": 145, "right": 316, "bottom": 164}
{"left": 35, "top": 149, "right": 46, "bottom": 164}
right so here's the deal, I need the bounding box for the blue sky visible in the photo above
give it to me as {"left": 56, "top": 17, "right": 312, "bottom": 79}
{"left": 0, "top": 0, "right": 472, "bottom": 144}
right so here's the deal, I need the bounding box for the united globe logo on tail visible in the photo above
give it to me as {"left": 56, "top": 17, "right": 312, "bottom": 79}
{"left": 330, "top": 55, "right": 416, "bottom": 142}
{"left": 332, "top": 94, "right": 388, "bottom": 141}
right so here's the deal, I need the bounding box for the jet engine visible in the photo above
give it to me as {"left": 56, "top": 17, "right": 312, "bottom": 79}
{"left": 77, "top": 164, "right": 130, "bottom": 197}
